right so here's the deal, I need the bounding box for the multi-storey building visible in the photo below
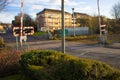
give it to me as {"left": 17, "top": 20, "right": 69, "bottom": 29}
{"left": 73, "top": 12, "right": 90, "bottom": 27}
{"left": 36, "top": 8, "right": 91, "bottom": 31}
{"left": 36, "top": 8, "right": 72, "bottom": 31}
{"left": 0, "top": 24, "right": 3, "bottom": 30}
{"left": 74, "top": 12, "right": 90, "bottom": 19}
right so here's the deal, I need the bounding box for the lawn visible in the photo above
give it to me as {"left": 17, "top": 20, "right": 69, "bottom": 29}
{"left": 34, "top": 31, "right": 47, "bottom": 36}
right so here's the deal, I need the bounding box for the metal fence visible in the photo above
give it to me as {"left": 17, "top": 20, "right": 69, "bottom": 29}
{"left": 66, "top": 27, "right": 89, "bottom": 36}
{"left": 107, "top": 34, "right": 120, "bottom": 43}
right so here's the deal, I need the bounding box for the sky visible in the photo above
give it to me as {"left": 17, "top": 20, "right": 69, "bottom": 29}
{"left": 0, "top": 0, "right": 119, "bottom": 23}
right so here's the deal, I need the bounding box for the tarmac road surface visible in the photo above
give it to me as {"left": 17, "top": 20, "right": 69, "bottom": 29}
{"left": 17, "top": 40, "right": 120, "bottom": 70}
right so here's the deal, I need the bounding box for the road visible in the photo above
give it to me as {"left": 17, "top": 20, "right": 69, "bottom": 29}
{"left": 18, "top": 40, "right": 120, "bottom": 70}
{"left": 1, "top": 28, "right": 120, "bottom": 69}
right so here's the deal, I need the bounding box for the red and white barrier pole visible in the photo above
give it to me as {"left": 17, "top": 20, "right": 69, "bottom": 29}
{"left": 20, "top": 0, "right": 24, "bottom": 46}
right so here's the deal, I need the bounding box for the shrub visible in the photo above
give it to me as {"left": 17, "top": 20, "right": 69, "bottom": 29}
{"left": 0, "top": 74, "right": 32, "bottom": 80}
{"left": 34, "top": 31, "right": 47, "bottom": 36}
{"left": 0, "top": 37, "right": 4, "bottom": 45}
{"left": 0, "top": 50, "right": 21, "bottom": 77}
{"left": 20, "top": 50, "right": 120, "bottom": 80}
{"left": 65, "top": 35, "right": 98, "bottom": 42}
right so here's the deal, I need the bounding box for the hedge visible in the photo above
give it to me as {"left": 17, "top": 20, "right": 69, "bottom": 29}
{"left": 20, "top": 50, "right": 120, "bottom": 80}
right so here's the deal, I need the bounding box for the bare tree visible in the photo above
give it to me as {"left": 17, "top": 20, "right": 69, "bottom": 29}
{"left": 111, "top": 2, "right": 120, "bottom": 34}
{"left": 0, "top": 0, "right": 10, "bottom": 10}
{"left": 111, "top": 2, "right": 120, "bottom": 20}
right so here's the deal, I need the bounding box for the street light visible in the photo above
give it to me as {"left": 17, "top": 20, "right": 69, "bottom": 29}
{"left": 72, "top": 8, "right": 75, "bottom": 37}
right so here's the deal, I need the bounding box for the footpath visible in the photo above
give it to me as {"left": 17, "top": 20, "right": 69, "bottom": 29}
{"left": 106, "top": 43, "right": 120, "bottom": 49}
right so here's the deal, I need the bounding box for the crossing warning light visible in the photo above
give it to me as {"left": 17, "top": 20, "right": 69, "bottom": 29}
{"left": 100, "top": 25, "right": 106, "bottom": 34}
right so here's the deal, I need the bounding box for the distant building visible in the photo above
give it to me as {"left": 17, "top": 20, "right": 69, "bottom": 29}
{"left": 36, "top": 8, "right": 72, "bottom": 31}
{"left": 74, "top": 12, "right": 91, "bottom": 27}
{"left": 36, "top": 8, "right": 91, "bottom": 31}
{"left": 0, "top": 23, "right": 11, "bottom": 29}
{"left": 0, "top": 24, "right": 6, "bottom": 33}
{"left": 74, "top": 12, "right": 90, "bottom": 19}
{"left": 0, "top": 25, "right": 4, "bottom": 30}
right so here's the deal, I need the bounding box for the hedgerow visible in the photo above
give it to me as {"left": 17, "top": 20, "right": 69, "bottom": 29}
{"left": 20, "top": 50, "right": 120, "bottom": 80}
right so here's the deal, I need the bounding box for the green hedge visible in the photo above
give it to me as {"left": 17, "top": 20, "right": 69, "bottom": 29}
{"left": 34, "top": 31, "right": 47, "bottom": 36}
{"left": 20, "top": 50, "right": 120, "bottom": 80}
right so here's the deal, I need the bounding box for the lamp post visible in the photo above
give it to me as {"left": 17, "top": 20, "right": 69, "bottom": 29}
{"left": 72, "top": 8, "right": 75, "bottom": 37}
{"left": 61, "top": 0, "right": 65, "bottom": 53}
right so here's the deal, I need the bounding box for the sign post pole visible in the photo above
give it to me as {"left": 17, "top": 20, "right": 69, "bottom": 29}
{"left": 16, "top": 36, "right": 18, "bottom": 51}
{"left": 20, "top": 0, "right": 24, "bottom": 46}
{"left": 72, "top": 8, "right": 75, "bottom": 37}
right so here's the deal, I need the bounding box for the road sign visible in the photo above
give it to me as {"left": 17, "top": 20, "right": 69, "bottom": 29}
{"left": 23, "top": 27, "right": 34, "bottom": 36}
{"left": 20, "top": 35, "right": 27, "bottom": 42}
{"left": 13, "top": 26, "right": 34, "bottom": 36}
{"left": 13, "top": 27, "right": 20, "bottom": 36}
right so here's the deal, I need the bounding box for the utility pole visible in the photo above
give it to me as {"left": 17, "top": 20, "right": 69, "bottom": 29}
{"left": 20, "top": 0, "right": 24, "bottom": 46}
{"left": 72, "top": 8, "right": 75, "bottom": 37}
{"left": 97, "top": 0, "right": 102, "bottom": 37}
{"left": 61, "top": 0, "right": 65, "bottom": 53}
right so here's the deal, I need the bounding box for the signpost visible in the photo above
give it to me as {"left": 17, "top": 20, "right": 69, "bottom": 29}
{"left": 20, "top": 0, "right": 24, "bottom": 46}
{"left": 12, "top": 0, "right": 35, "bottom": 50}
{"left": 97, "top": 0, "right": 101, "bottom": 37}
{"left": 97, "top": 0, "right": 107, "bottom": 44}
{"left": 13, "top": 26, "right": 34, "bottom": 36}
{"left": 13, "top": 26, "right": 34, "bottom": 50}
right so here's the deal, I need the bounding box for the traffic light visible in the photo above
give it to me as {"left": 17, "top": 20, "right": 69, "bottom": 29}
{"left": 100, "top": 25, "right": 106, "bottom": 34}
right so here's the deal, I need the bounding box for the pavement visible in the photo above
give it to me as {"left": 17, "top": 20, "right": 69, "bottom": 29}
{"left": 105, "top": 43, "right": 120, "bottom": 49}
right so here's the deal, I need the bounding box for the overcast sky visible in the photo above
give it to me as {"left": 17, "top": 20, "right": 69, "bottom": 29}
{"left": 0, "top": 0, "right": 119, "bottom": 23}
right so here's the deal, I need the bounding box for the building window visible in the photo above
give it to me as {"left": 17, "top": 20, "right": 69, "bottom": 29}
{"left": 48, "top": 18, "right": 52, "bottom": 21}
{"left": 55, "top": 23, "right": 58, "bottom": 25}
{"left": 48, "top": 23, "right": 53, "bottom": 26}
